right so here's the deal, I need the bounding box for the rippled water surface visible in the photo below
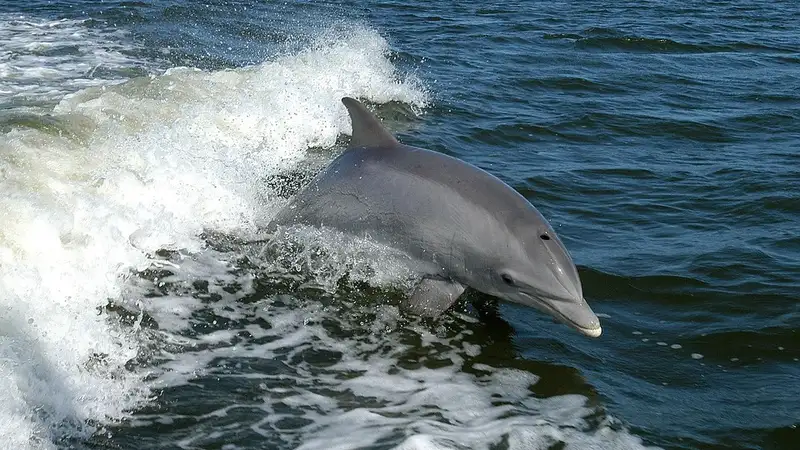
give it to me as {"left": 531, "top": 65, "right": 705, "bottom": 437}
{"left": 0, "top": 1, "right": 797, "bottom": 449}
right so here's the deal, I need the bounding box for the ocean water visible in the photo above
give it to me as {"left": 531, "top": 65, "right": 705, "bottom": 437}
{"left": 0, "top": 1, "right": 797, "bottom": 449}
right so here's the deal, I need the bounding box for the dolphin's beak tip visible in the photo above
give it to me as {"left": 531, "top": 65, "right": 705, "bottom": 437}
{"left": 582, "top": 325, "right": 602, "bottom": 338}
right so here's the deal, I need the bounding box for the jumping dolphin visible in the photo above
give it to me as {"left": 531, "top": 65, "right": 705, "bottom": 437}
{"left": 268, "top": 98, "right": 602, "bottom": 337}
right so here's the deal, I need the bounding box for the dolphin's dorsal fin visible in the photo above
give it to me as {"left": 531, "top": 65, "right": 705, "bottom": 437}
{"left": 342, "top": 97, "right": 398, "bottom": 148}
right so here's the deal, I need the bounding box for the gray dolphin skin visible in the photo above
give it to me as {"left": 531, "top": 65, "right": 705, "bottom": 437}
{"left": 269, "top": 98, "right": 602, "bottom": 337}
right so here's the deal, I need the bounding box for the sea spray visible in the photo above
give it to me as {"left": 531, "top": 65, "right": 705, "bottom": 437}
{"left": 0, "top": 22, "right": 426, "bottom": 449}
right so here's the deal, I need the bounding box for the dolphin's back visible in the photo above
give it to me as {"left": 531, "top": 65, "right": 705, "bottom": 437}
{"left": 270, "top": 143, "right": 548, "bottom": 270}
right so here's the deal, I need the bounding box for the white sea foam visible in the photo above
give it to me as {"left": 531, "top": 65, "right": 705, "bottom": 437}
{"left": 0, "top": 22, "right": 426, "bottom": 449}
{"left": 0, "top": 14, "right": 150, "bottom": 111}
{"left": 129, "top": 254, "right": 656, "bottom": 450}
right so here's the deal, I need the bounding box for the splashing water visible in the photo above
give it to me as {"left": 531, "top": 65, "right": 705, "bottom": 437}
{"left": 0, "top": 22, "right": 426, "bottom": 449}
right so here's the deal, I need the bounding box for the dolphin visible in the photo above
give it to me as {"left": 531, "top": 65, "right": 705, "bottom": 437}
{"left": 268, "top": 98, "right": 602, "bottom": 337}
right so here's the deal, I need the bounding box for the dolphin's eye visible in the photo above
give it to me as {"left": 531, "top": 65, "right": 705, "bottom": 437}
{"left": 501, "top": 274, "right": 515, "bottom": 286}
{"left": 540, "top": 233, "right": 551, "bottom": 241}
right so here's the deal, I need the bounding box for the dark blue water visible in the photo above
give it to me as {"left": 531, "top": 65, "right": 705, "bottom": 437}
{"left": 1, "top": 1, "right": 797, "bottom": 449}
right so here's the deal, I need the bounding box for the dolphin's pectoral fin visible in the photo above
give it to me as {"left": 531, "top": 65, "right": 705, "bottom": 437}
{"left": 403, "top": 278, "right": 465, "bottom": 317}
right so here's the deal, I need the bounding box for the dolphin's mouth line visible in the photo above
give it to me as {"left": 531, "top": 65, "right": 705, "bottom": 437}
{"left": 521, "top": 293, "right": 602, "bottom": 338}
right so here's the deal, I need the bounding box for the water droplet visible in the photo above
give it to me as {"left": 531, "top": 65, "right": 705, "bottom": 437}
{"left": 670, "top": 344, "right": 682, "bottom": 349}
{"left": 657, "top": 341, "right": 667, "bottom": 346}
{"left": 632, "top": 331, "right": 642, "bottom": 335}
{"left": 691, "top": 353, "right": 704, "bottom": 360}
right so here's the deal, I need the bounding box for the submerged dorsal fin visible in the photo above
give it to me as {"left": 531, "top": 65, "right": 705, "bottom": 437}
{"left": 342, "top": 97, "right": 398, "bottom": 148}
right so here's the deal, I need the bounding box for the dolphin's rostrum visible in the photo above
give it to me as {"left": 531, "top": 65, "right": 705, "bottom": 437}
{"left": 269, "top": 98, "right": 602, "bottom": 337}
